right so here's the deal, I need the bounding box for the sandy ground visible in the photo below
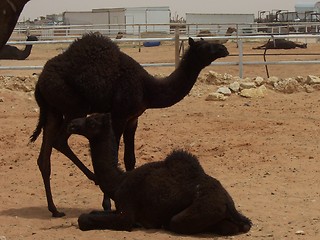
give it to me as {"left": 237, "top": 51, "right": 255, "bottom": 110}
{"left": 0, "top": 39, "right": 320, "bottom": 240}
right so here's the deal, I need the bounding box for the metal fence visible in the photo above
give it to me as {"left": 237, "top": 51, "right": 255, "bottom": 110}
{"left": 1, "top": 24, "right": 320, "bottom": 78}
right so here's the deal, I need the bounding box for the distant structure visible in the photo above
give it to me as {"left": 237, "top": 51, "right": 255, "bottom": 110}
{"left": 186, "top": 13, "right": 255, "bottom": 35}
{"left": 258, "top": 1, "right": 320, "bottom": 23}
{"left": 63, "top": 7, "right": 171, "bottom": 35}
{"left": 18, "top": 6, "right": 171, "bottom": 37}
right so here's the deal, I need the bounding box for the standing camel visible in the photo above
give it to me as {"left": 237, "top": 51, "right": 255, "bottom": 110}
{"left": 30, "top": 33, "right": 229, "bottom": 217}
{"left": 0, "top": 0, "right": 30, "bottom": 49}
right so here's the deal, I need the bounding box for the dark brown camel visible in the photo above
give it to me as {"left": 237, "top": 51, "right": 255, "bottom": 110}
{"left": 0, "top": 0, "right": 30, "bottom": 50}
{"left": 253, "top": 39, "right": 307, "bottom": 49}
{"left": 115, "top": 32, "right": 124, "bottom": 39}
{"left": 67, "top": 113, "right": 252, "bottom": 236}
{"left": 0, "top": 35, "right": 38, "bottom": 60}
{"left": 30, "top": 33, "right": 229, "bottom": 217}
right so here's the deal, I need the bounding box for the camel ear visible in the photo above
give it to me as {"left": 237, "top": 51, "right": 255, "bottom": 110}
{"left": 188, "top": 37, "right": 195, "bottom": 46}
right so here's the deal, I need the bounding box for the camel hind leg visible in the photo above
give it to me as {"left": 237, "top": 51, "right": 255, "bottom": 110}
{"left": 37, "top": 109, "right": 109, "bottom": 217}
{"left": 168, "top": 207, "right": 241, "bottom": 235}
{"left": 167, "top": 200, "right": 226, "bottom": 235}
{"left": 168, "top": 195, "right": 251, "bottom": 235}
{"left": 78, "top": 210, "right": 134, "bottom": 231}
{"left": 37, "top": 109, "right": 65, "bottom": 217}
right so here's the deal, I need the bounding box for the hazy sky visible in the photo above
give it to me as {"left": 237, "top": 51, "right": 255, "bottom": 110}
{"left": 20, "top": 0, "right": 315, "bottom": 21}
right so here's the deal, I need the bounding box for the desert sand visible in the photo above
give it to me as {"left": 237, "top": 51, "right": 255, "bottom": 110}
{"left": 0, "top": 40, "right": 319, "bottom": 239}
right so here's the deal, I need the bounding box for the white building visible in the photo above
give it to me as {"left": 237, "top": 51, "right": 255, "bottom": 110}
{"left": 63, "top": 6, "right": 171, "bottom": 35}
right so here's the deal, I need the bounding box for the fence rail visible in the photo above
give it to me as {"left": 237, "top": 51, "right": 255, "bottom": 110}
{"left": 1, "top": 27, "right": 320, "bottom": 78}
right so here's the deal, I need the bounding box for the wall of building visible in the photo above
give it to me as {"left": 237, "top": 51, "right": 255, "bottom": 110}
{"left": 63, "top": 7, "right": 170, "bottom": 35}
{"left": 125, "top": 7, "right": 170, "bottom": 34}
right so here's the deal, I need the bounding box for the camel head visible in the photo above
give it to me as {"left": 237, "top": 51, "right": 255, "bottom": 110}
{"left": 226, "top": 27, "right": 237, "bottom": 34}
{"left": 27, "top": 35, "right": 38, "bottom": 41}
{"left": 188, "top": 37, "right": 229, "bottom": 66}
{"left": 68, "top": 113, "right": 112, "bottom": 139}
{"left": 300, "top": 43, "right": 307, "bottom": 48}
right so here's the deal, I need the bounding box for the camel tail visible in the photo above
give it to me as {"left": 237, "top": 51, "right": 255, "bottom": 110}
{"left": 30, "top": 84, "right": 46, "bottom": 142}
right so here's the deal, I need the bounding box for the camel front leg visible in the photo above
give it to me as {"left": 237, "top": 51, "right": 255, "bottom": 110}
{"left": 123, "top": 118, "right": 138, "bottom": 171}
{"left": 111, "top": 116, "right": 137, "bottom": 171}
{"left": 78, "top": 211, "right": 134, "bottom": 231}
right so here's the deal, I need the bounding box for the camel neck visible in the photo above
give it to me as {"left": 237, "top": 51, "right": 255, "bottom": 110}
{"left": 20, "top": 44, "right": 32, "bottom": 59}
{"left": 89, "top": 134, "right": 124, "bottom": 199}
{"left": 144, "top": 54, "right": 202, "bottom": 109}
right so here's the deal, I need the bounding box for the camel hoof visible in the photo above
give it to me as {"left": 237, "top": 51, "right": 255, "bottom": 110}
{"left": 52, "top": 211, "right": 66, "bottom": 218}
{"left": 89, "top": 174, "right": 98, "bottom": 185}
{"left": 242, "top": 224, "right": 252, "bottom": 233}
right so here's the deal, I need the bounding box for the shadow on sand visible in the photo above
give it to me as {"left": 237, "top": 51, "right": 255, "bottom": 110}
{"left": 0, "top": 206, "right": 85, "bottom": 220}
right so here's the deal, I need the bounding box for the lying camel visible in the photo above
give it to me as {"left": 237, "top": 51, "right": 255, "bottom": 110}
{"left": 68, "top": 113, "right": 252, "bottom": 236}
{"left": 253, "top": 39, "right": 307, "bottom": 49}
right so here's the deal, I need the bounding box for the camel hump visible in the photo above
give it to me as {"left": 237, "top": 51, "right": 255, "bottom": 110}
{"left": 67, "top": 33, "right": 120, "bottom": 62}
{"left": 164, "top": 149, "right": 205, "bottom": 175}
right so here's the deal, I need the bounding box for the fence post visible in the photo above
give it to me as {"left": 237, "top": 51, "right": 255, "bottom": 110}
{"left": 238, "top": 39, "right": 244, "bottom": 78}
{"left": 174, "top": 26, "right": 180, "bottom": 69}
{"left": 138, "top": 25, "right": 141, "bottom": 52}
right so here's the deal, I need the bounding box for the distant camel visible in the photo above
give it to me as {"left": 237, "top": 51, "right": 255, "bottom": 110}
{"left": 115, "top": 32, "right": 124, "bottom": 39}
{"left": 68, "top": 113, "right": 252, "bottom": 236}
{"left": 0, "top": 35, "right": 38, "bottom": 60}
{"left": 197, "top": 27, "right": 237, "bottom": 44}
{"left": 0, "top": 0, "right": 30, "bottom": 49}
{"left": 253, "top": 39, "right": 307, "bottom": 50}
{"left": 30, "top": 33, "right": 229, "bottom": 217}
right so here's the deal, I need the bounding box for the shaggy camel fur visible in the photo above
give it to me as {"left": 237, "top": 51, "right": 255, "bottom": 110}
{"left": 30, "top": 33, "right": 229, "bottom": 217}
{"left": 0, "top": 35, "right": 38, "bottom": 60}
{"left": 0, "top": 0, "right": 30, "bottom": 49}
{"left": 68, "top": 113, "right": 252, "bottom": 236}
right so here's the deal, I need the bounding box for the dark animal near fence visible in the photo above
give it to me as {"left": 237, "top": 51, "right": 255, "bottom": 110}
{"left": 197, "top": 27, "right": 237, "bottom": 44}
{"left": 30, "top": 33, "right": 229, "bottom": 217}
{"left": 0, "top": 0, "right": 30, "bottom": 49}
{"left": 0, "top": 35, "right": 38, "bottom": 60}
{"left": 68, "top": 113, "right": 252, "bottom": 236}
{"left": 253, "top": 39, "right": 307, "bottom": 50}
